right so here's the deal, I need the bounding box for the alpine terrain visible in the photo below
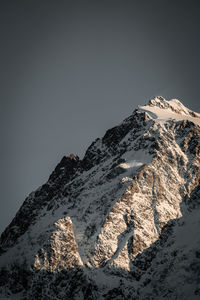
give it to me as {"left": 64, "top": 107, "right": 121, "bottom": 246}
{"left": 0, "top": 96, "right": 200, "bottom": 300}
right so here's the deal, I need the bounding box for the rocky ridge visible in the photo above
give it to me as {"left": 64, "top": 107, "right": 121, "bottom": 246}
{"left": 0, "top": 96, "right": 200, "bottom": 299}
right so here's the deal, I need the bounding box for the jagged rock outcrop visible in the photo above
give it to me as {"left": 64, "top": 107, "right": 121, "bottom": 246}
{"left": 0, "top": 96, "right": 200, "bottom": 299}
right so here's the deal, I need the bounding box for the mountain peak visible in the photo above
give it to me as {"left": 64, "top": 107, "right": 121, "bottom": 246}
{"left": 148, "top": 96, "right": 192, "bottom": 115}
{"left": 0, "top": 97, "right": 200, "bottom": 299}
{"left": 138, "top": 96, "right": 200, "bottom": 125}
{"left": 148, "top": 96, "right": 168, "bottom": 107}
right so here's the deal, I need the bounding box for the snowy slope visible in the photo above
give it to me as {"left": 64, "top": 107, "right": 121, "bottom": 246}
{"left": 0, "top": 96, "right": 200, "bottom": 299}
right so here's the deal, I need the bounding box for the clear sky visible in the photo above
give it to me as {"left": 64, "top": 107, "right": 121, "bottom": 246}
{"left": 0, "top": 0, "right": 200, "bottom": 234}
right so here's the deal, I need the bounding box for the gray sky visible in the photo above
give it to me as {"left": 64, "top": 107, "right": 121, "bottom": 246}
{"left": 0, "top": 0, "right": 200, "bottom": 234}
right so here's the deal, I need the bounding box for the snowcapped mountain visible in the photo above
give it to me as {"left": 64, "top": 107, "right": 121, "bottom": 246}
{"left": 0, "top": 96, "right": 200, "bottom": 299}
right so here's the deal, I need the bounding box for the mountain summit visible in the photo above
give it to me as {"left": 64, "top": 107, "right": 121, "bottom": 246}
{"left": 140, "top": 96, "right": 200, "bottom": 121}
{"left": 0, "top": 97, "right": 200, "bottom": 299}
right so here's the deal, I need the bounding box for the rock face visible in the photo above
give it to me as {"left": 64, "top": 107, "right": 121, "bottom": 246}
{"left": 0, "top": 96, "right": 200, "bottom": 299}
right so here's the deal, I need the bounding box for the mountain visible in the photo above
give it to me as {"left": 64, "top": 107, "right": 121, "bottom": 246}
{"left": 0, "top": 96, "right": 200, "bottom": 299}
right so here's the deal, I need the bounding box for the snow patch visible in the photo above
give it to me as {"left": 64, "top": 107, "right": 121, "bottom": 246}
{"left": 120, "top": 160, "right": 144, "bottom": 169}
